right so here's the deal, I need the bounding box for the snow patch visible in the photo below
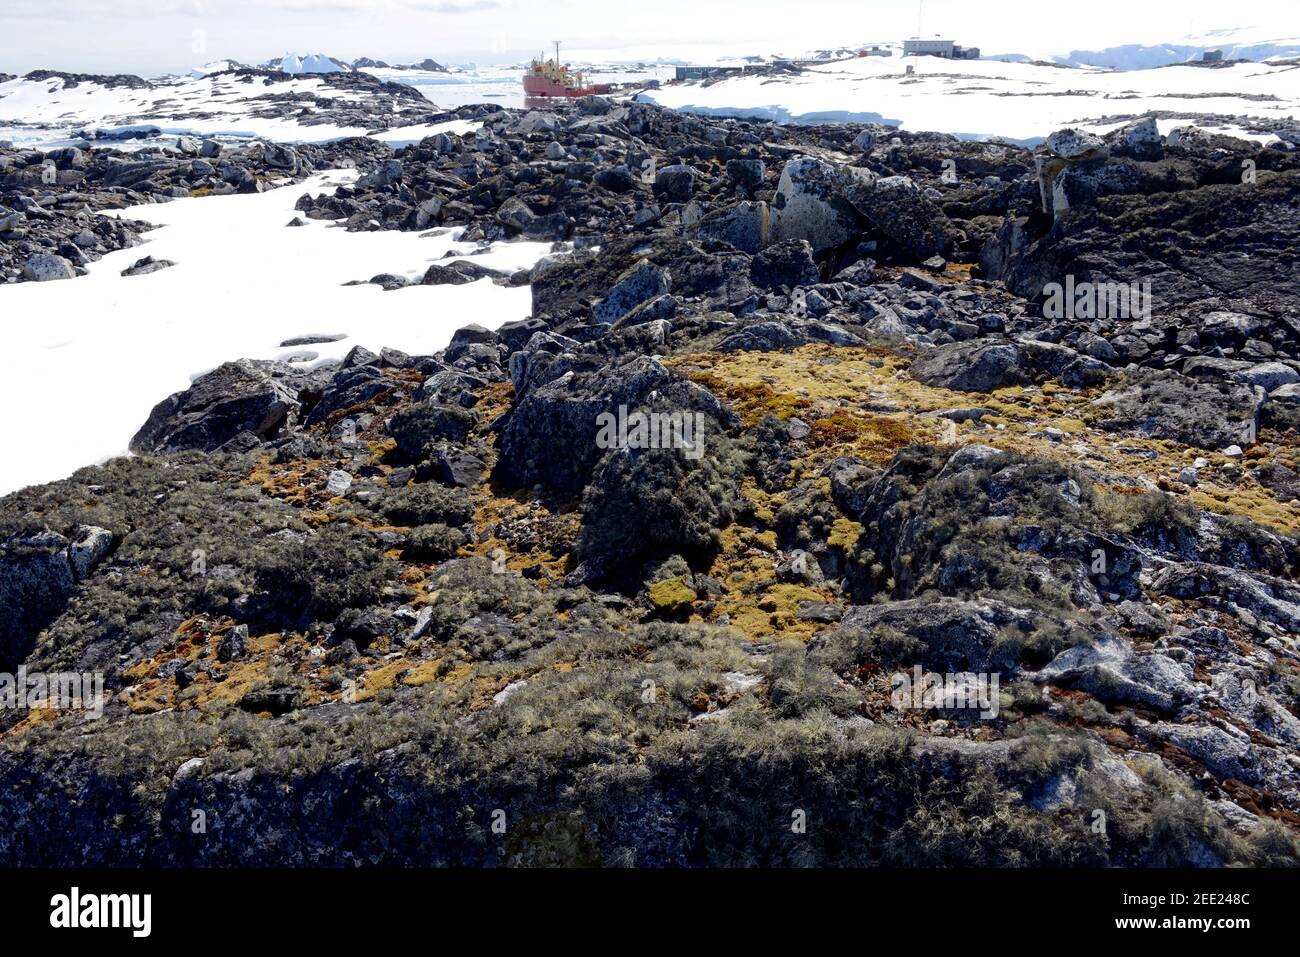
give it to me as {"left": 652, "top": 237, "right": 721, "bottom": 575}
{"left": 0, "top": 171, "right": 553, "bottom": 494}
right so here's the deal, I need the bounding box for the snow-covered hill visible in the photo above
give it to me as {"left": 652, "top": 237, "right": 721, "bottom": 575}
{"left": 0, "top": 69, "right": 478, "bottom": 149}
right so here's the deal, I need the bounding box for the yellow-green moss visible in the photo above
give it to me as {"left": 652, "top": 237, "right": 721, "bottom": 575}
{"left": 648, "top": 576, "right": 696, "bottom": 614}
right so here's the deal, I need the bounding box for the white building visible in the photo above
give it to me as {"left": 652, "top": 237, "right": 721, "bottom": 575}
{"left": 904, "top": 38, "right": 955, "bottom": 57}
{"left": 903, "top": 38, "right": 980, "bottom": 59}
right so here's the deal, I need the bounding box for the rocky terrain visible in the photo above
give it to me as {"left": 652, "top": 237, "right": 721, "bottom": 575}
{"left": 2, "top": 95, "right": 1299, "bottom": 866}
{"left": 0, "top": 101, "right": 491, "bottom": 283}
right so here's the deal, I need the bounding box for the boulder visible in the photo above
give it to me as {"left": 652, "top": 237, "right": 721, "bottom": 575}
{"left": 424, "top": 445, "right": 486, "bottom": 487}
{"left": 690, "top": 200, "right": 769, "bottom": 253}
{"left": 1091, "top": 368, "right": 1261, "bottom": 449}
{"left": 67, "top": 526, "right": 114, "bottom": 580}
{"left": 750, "top": 239, "right": 819, "bottom": 289}
{"left": 495, "top": 356, "right": 731, "bottom": 496}
{"left": 1150, "top": 563, "right": 1300, "bottom": 634}
{"left": 302, "top": 364, "right": 403, "bottom": 427}
{"left": 1236, "top": 361, "right": 1299, "bottom": 393}
{"left": 843, "top": 174, "right": 961, "bottom": 261}
{"left": 768, "top": 156, "right": 862, "bottom": 253}
{"left": 130, "top": 359, "right": 304, "bottom": 453}
{"left": 121, "top": 255, "right": 174, "bottom": 277}
{"left": 0, "top": 531, "right": 77, "bottom": 669}
{"left": 261, "top": 142, "right": 300, "bottom": 172}
{"left": 1054, "top": 157, "right": 1198, "bottom": 209}
{"left": 387, "top": 401, "right": 477, "bottom": 461}
{"left": 1105, "top": 115, "right": 1163, "bottom": 161}
{"left": 593, "top": 165, "right": 636, "bottom": 193}
{"left": 813, "top": 596, "right": 1037, "bottom": 672}
{"left": 217, "top": 624, "right": 248, "bottom": 663}
{"left": 725, "top": 158, "right": 765, "bottom": 191}
{"left": 325, "top": 470, "right": 353, "bottom": 497}
{"left": 910, "top": 338, "right": 1106, "bottom": 392}
{"left": 592, "top": 258, "right": 670, "bottom": 325}
{"left": 653, "top": 163, "right": 696, "bottom": 202}
{"left": 1045, "top": 128, "right": 1109, "bottom": 162}
{"left": 1033, "top": 635, "right": 1199, "bottom": 713}
{"left": 420, "top": 259, "right": 504, "bottom": 286}
{"left": 610, "top": 293, "right": 678, "bottom": 329}
{"left": 22, "top": 253, "right": 75, "bottom": 282}
{"left": 718, "top": 319, "right": 862, "bottom": 352}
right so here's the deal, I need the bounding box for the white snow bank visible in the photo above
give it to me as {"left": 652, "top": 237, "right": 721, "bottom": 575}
{"left": 0, "top": 171, "right": 553, "bottom": 495}
{"left": 642, "top": 55, "right": 1300, "bottom": 143}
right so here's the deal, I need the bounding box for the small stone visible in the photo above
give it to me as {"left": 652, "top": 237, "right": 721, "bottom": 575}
{"left": 326, "top": 470, "right": 353, "bottom": 496}
{"left": 217, "top": 624, "right": 248, "bottom": 663}
{"left": 68, "top": 525, "right": 114, "bottom": 580}
{"left": 493, "top": 680, "right": 528, "bottom": 707}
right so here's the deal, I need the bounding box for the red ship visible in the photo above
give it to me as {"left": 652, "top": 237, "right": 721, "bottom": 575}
{"left": 523, "top": 41, "right": 611, "bottom": 101}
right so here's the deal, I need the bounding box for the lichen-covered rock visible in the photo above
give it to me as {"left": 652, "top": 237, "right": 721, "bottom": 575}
{"left": 910, "top": 338, "right": 1106, "bottom": 392}
{"left": 814, "top": 596, "right": 1037, "bottom": 673}
{"left": 387, "top": 401, "right": 478, "bottom": 461}
{"left": 1091, "top": 369, "right": 1261, "bottom": 449}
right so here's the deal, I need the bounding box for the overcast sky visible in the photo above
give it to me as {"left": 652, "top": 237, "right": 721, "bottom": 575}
{"left": 2, "top": 0, "right": 1297, "bottom": 75}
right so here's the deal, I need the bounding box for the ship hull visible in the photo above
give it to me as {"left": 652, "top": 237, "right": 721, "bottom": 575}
{"left": 522, "top": 75, "right": 611, "bottom": 98}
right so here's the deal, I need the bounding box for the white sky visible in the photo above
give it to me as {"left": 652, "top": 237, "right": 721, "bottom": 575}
{"left": 1, "top": 0, "right": 1297, "bottom": 75}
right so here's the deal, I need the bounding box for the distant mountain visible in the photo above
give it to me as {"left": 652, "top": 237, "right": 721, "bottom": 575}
{"left": 352, "top": 57, "right": 449, "bottom": 73}
{"left": 1020, "top": 26, "right": 1300, "bottom": 69}
{"left": 403, "top": 58, "right": 448, "bottom": 73}
{"left": 185, "top": 53, "right": 450, "bottom": 78}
